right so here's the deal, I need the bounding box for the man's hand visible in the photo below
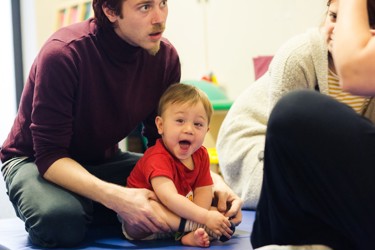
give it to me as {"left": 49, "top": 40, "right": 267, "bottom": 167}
{"left": 45, "top": 158, "right": 170, "bottom": 234}
{"left": 110, "top": 187, "right": 170, "bottom": 234}
{"left": 211, "top": 171, "right": 243, "bottom": 226}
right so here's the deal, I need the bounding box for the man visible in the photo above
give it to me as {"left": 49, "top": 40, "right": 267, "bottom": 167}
{"left": 0, "top": 0, "right": 241, "bottom": 247}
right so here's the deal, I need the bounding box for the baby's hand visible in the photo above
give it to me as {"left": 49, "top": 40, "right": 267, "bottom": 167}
{"left": 205, "top": 210, "right": 233, "bottom": 239}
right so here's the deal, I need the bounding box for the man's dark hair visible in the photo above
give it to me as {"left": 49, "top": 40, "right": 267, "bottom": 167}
{"left": 92, "top": 0, "right": 124, "bottom": 29}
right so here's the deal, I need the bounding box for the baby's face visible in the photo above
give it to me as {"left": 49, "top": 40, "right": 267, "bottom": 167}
{"left": 156, "top": 101, "right": 209, "bottom": 162}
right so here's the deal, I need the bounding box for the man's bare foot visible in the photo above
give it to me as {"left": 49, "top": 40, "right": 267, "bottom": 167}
{"left": 181, "top": 228, "right": 210, "bottom": 247}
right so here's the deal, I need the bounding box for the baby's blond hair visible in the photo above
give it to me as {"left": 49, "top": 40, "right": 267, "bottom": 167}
{"left": 158, "top": 83, "right": 213, "bottom": 124}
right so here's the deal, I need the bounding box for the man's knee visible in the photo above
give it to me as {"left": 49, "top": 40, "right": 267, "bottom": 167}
{"left": 26, "top": 204, "right": 90, "bottom": 247}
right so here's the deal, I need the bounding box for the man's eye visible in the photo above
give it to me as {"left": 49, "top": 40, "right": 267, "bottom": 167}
{"left": 160, "top": 0, "right": 167, "bottom": 8}
{"left": 140, "top": 4, "right": 150, "bottom": 11}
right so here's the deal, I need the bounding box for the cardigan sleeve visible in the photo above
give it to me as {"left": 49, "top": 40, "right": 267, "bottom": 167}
{"left": 216, "top": 76, "right": 269, "bottom": 209}
{"left": 268, "top": 28, "right": 320, "bottom": 109}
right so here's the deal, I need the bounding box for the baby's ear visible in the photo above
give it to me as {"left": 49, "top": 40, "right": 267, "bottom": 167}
{"left": 155, "top": 116, "right": 164, "bottom": 135}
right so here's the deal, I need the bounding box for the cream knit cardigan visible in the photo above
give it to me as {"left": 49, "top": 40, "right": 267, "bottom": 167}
{"left": 217, "top": 27, "right": 375, "bottom": 209}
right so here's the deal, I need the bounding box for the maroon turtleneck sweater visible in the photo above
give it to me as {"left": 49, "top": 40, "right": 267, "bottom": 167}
{"left": 0, "top": 18, "right": 181, "bottom": 175}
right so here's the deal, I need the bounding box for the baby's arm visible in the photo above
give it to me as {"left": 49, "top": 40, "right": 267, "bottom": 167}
{"left": 151, "top": 176, "right": 231, "bottom": 236}
{"left": 191, "top": 185, "right": 213, "bottom": 210}
{"left": 193, "top": 185, "right": 235, "bottom": 234}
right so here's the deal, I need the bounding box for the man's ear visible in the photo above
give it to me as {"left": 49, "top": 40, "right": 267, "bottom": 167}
{"left": 102, "top": 5, "right": 118, "bottom": 23}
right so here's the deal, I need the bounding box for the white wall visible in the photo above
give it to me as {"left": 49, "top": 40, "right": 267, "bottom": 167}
{"left": 0, "top": 0, "right": 17, "bottom": 219}
{"left": 21, "top": 0, "right": 38, "bottom": 79}
{"left": 164, "top": 0, "right": 326, "bottom": 100}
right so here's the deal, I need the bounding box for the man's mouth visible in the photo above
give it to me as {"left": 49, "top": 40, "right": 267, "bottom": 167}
{"left": 150, "top": 31, "right": 162, "bottom": 36}
{"left": 150, "top": 24, "right": 165, "bottom": 37}
{"left": 149, "top": 31, "right": 163, "bottom": 40}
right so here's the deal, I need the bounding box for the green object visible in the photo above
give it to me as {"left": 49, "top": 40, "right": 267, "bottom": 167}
{"left": 182, "top": 80, "right": 233, "bottom": 110}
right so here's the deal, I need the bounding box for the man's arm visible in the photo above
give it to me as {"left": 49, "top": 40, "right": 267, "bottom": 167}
{"left": 43, "top": 157, "right": 170, "bottom": 233}
{"left": 333, "top": 0, "right": 375, "bottom": 95}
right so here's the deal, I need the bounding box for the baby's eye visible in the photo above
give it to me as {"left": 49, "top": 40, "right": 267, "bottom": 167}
{"left": 194, "top": 122, "right": 204, "bottom": 127}
{"left": 176, "top": 119, "right": 184, "bottom": 124}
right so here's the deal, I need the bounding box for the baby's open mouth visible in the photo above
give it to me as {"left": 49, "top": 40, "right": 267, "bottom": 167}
{"left": 179, "top": 140, "right": 191, "bottom": 149}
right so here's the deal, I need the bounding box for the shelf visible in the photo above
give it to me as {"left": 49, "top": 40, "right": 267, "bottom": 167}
{"left": 56, "top": 0, "right": 93, "bottom": 29}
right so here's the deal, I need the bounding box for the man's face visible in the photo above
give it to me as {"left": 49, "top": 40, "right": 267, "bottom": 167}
{"left": 107, "top": 0, "right": 168, "bottom": 55}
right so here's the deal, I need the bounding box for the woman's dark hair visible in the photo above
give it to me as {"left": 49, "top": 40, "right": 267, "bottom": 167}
{"left": 92, "top": 0, "right": 125, "bottom": 28}
{"left": 327, "top": 0, "right": 375, "bottom": 27}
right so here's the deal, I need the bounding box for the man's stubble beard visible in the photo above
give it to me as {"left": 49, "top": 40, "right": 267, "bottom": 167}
{"left": 147, "top": 23, "right": 165, "bottom": 56}
{"left": 147, "top": 43, "right": 160, "bottom": 56}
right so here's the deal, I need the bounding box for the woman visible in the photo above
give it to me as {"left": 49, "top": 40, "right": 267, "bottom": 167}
{"left": 251, "top": 0, "right": 375, "bottom": 249}
{"left": 216, "top": 0, "right": 375, "bottom": 210}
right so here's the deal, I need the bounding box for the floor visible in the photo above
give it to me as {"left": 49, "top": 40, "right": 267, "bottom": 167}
{"left": 0, "top": 210, "right": 255, "bottom": 250}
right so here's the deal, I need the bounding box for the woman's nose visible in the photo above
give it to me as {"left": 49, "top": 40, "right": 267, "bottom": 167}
{"left": 328, "top": 21, "right": 336, "bottom": 33}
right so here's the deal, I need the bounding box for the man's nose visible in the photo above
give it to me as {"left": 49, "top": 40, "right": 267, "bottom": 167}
{"left": 151, "top": 6, "right": 166, "bottom": 24}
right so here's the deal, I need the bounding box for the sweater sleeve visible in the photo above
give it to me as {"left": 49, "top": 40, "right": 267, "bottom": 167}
{"left": 31, "top": 40, "right": 78, "bottom": 175}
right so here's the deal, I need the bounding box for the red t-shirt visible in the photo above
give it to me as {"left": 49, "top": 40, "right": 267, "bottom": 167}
{"left": 127, "top": 139, "right": 213, "bottom": 198}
